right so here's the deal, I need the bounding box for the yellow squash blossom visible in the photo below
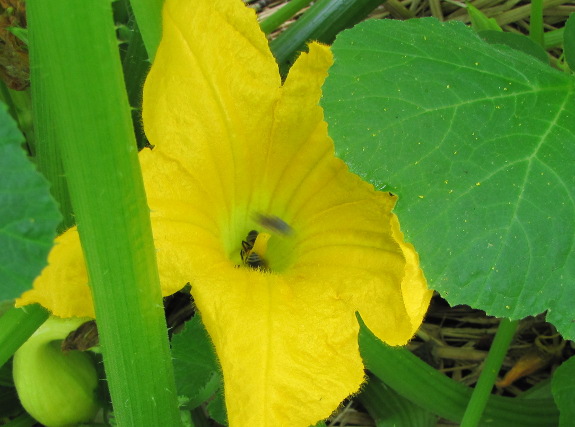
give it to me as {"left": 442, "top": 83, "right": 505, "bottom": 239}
{"left": 17, "top": 0, "right": 432, "bottom": 425}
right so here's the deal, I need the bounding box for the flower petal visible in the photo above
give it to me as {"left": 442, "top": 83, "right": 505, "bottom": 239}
{"left": 13, "top": 189, "right": 195, "bottom": 318}
{"left": 13, "top": 150, "right": 212, "bottom": 319}
{"left": 259, "top": 41, "right": 432, "bottom": 345}
{"left": 194, "top": 267, "right": 366, "bottom": 426}
{"left": 142, "top": 0, "right": 282, "bottom": 244}
{"left": 140, "top": 0, "right": 432, "bottom": 424}
{"left": 15, "top": 228, "right": 95, "bottom": 318}
{"left": 392, "top": 214, "right": 434, "bottom": 335}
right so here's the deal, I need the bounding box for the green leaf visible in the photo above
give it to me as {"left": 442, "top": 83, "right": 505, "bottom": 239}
{"left": 6, "top": 27, "right": 28, "bottom": 45}
{"left": 128, "top": 0, "right": 162, "bottom": 61}
{"left": 478, "top": 30, "right": 549, "bottom": 64}
{"left": 1, "top": 413, "right": 37, "bottom": 427}
{"left": 358, "top": 375, "right": 437, "bottom": 426}
{"left": 322, "top": 18, "right": 575, "bottom": 338}
{"left": 0, "top": 304, "right": 48, "bottom": 369}
{"left": 206, "top": 391, "right": 227, "bottom": 426}
{"left": 564, "top": 12, "right": 575, "bottom": 71}
{"left": 467, "top": 4, "right": 502, "bottom": 32}
{"left": 172, "top": 316, "right": 223, "bottom": 410}
{"left": 0, "top": 103, "right": 60, "bottom": 301}
{"left": 552, "top": 355, "right": 575, "bottom": 426}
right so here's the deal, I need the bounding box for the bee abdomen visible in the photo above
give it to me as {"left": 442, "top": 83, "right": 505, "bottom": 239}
{"left": 245, "top": 252, "right": 269, "bottom": 271}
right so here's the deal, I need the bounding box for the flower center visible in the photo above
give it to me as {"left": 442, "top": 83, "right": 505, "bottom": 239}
{"left": 240, "top": 231, "right": 271, "bottom": 271}
{"left": 230, "top": 213, "right": 296, "bottom": 273}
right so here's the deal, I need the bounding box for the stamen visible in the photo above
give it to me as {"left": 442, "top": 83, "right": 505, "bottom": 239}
{"left": 251, "top": 232, "right": 271, "bottom": 257}
{"left": 239, "top": 231, "right": 271, "bottom": 271}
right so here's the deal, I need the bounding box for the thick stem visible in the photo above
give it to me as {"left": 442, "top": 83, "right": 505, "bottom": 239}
{"left": 26, "top": 1, "right": 181, "bottom": 425}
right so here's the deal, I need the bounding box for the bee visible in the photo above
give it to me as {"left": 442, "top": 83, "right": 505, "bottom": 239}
{"left": 61, "top": 320, "right": 99, "bottom": 352}
{"left": 240, "top": 230, "right": 259, "bottom": 261}
{"left": 243, "top": 251, "right": 269, "bottom": 270}
{"left": 254, "top": 213, "right": 293, "bottom": 235}
{"left": 240, "top": 229, "right": 270, "bottom": 271}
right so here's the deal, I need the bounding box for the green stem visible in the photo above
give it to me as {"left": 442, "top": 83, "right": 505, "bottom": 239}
{"left": 129, "top": 0, "right": 163, "bottom": 61}
{"left": 529, "top": 0, "right": 544, "bottom": 47}
{"left": 269, "top": 0, "right": 385, "bottom": 76}
{"left": 384, "top": 0, "right": 415, "bottom": 19}
{"left": 259, "top": 0, "right": 314, "bottom": 34}
{"left": 0, "top": 305, "right": 48, "bottom": 369}
{"left": 544, "top": 27, "right": 564, "bottom": 49}
{"left": 26, "top": 1, "right": 181, "bottom": 426}
{"left": 461, "top": 319, "right": 519, "bottom": 427}
{"left": 358, "top": 316, "right": 558, "bottom": 426}
{"left": 494, "top": 0, "right": 563, "bottom": 27}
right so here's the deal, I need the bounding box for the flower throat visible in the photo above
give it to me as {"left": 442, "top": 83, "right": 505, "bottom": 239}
{"left": 238, "top": 214, "right": 295, "bottom": 272}
{"left": 240, "top": 230, "right": 271, "bottom": 271}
